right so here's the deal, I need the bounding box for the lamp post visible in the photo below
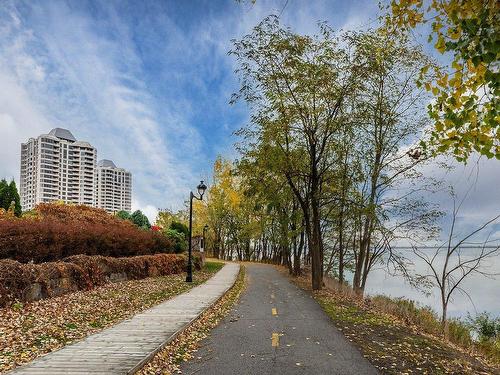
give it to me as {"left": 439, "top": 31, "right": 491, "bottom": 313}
{"left": 186, "top": 180, "right": 207, "bottom": 282}
{"left": 202, "top": 224, "right": 209, "bottom": 253}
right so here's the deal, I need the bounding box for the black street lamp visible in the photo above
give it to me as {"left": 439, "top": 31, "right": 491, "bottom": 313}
{"left": 202, "top": 224, "right": 209, "bottom": 253}
{"left": 186, "top": 180, "right": 207, "bottom": 282}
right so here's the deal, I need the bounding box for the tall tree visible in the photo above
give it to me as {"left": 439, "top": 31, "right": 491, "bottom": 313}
{"left": 231, "top": 16, "right": 363, "bottom": 290}
{"left": 130, "top": 210, "right": 151, "bottom": 229}
{"left": 0, "top": 179, "right": 22, "bottom": 217}
{"left": 337, "top": 30, "right": 443, "bottom": 295}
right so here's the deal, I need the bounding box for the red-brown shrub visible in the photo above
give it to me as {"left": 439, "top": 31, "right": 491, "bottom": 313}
{"left": 0, "top": 253, "right": 199, "bottom": 307}
{"left": 0, "top": 259, "right": 91, "bottom": 307}
{"left": 0, "top": 203, "right": 175, "bottom": 263}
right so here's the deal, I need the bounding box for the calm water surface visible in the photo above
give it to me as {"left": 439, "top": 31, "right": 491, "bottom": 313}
{"left": 350, "top": 248, "right": 500, "bottom": 319}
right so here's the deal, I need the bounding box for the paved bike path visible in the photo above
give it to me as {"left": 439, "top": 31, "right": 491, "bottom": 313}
{"left": 11, "top": 263, "right": 240, "bottom": 375}
{"left": 181, "top": 263, "right": 378, "bottom": 375}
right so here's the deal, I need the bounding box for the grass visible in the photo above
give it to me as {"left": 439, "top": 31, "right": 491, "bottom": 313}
{"left": 0, "top": 262, "right": 223, "bottom": 374}
{"left": 138, "top": 263, "right": 246, "bottom": 375}
{"left": 288, "top": 273, "right": 498, "bottom": 375}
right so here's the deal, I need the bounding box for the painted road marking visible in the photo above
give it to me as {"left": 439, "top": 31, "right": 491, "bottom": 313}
{"left": 271, "top": 293, "right": 275, "bottom": 299}
{"left": 272, "top": 308, "right": 278, "bottom": 315}
{"left": 272, "top": 333, "right": 279, "bottom": 347}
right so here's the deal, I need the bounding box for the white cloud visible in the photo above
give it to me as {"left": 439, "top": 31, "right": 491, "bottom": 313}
{"left": 0, "top": 0, "right": 200, "bottom": 210}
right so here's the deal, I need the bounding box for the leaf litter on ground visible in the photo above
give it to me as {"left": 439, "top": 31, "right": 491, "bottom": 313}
{"left": 0, "top": 263, "right": 223, "bottom": 373}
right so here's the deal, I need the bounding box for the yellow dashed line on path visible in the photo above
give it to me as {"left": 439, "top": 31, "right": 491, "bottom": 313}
{"left": 272, "top": 308, "right": 278, "bottom": 316}
{"left": 272, "top": 333, "right": 279, "bottom": 347}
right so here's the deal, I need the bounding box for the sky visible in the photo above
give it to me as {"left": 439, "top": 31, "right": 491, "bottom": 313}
{"left": 0, "top": 0, "right": 498, "bottom": 236}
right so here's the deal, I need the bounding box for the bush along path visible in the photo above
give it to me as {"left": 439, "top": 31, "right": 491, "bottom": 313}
{"left": 290, "top": 273, "right": 498, "bottom": 375}
{"left": 0, "top": 262, "right": 223, "bottom": 373}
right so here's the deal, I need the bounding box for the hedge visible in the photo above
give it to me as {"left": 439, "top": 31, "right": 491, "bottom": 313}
{"left": 0, "top": 253, "right": 202, "bottom": 307}
{"left": 0, "top": 203, "right": 176, "bottom": 263}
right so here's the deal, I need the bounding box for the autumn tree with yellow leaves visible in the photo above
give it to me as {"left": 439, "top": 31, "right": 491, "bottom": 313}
{"left": 385, "top": 0, "right": 499, "bottom": 161}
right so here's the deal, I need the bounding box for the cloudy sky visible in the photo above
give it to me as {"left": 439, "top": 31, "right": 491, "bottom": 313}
{"left": 0, "top": 0, "right": 498, "bottom": 233}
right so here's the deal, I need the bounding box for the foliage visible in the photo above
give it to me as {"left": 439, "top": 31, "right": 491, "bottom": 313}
{"left": 163, "top": 228, "right": 187, "bottom": 253}
{"left": 170, "top": 221, "right": 189, "bottom": 237}
{"left": 229, "top": 16, "right": 443, "bottom": 293}
{"left": 385, "top": 0, "right": 500, "bottom": 161}
{"left": 0, "top": 203, "right": 174, "bottom": 263}
{"left": 0, "top": 179, "right": 21, "bottom": 217}
{"left": 116, "top": 210, "right": 131, "bottom": 220}
{"left": 0, "top": 253, "right": 197, "bottom": 307}
{"left": 154, "top": 209, "right": 187, "bottom": 231}
{"left": 468, "top": 312, "right": 500, "bottom": 342}
{"left": 130, "top": 210, "right": 151, "bottom": 229}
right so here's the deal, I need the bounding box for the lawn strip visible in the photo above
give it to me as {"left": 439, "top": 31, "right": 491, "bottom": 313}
{"left": 137, "top": 264, "right": 246, "bottom": 375}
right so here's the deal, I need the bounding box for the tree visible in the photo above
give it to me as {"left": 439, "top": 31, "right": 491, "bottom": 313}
{"left": 170, "top": 221, "right": 188, "bottom": 237}
{"left": 130, "top": 210, "right": 151, "bottom": 229}
{"left": 0, "top": 179, "right": 22, "bottom": 217}
{"left": 385, "top": 0, "right": 500, "bottom": 161}
{"left": 344, "top": 29, "right": 443, "bottom": 295}
{"left": 162, "top": 228, "right": 187, "bottom": 253}
{"left": 116, "top": 210, "right": 131, "bottom": 220}
{"left": 413, "top": 193, "right": 500, "bottom": 338}
{"left": 231, "top": 16, "right": 362, "bottom": 290}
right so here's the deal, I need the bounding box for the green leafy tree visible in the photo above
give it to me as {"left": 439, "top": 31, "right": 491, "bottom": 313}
{"left": 468, "top": 313, "right": 500, "bottom": 342}
{"left": 0, "top": 179, "right": 22, "bottom": 217}
{"left": 162, "top": 228, "right": 187, "bottom": 253}
{"left": 385, "top": 0, "right": 500, "bottom": 161}
{"left": 116, "top": 210, "right": 131, "bottom": 220}
{"left": 170, "top": 221, "right": 188, "bottom": 237}
{"left": 130, "top": 210, "right": 151, "bottom": 229}
{"left": 231, "top": 16, "right": 362, "bottom": 290}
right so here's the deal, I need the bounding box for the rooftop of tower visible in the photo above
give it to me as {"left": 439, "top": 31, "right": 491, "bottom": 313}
{"left": 48, "top": 128, "right": 77, "bottom": 142}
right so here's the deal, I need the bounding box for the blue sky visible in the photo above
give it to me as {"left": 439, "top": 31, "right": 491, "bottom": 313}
{"left": 0, "top": 0, "right": 381, "bottom": 220}
{"left": 0, "top": 0, "right": 498, "bottom": 234}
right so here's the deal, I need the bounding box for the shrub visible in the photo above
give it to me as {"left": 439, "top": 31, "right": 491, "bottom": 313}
{"left": 163, "top": 228, "right": 187, "bottom": 253}
{"left": 0, "top": 259, "right": 91, "bottom": 307}
{"left": 0, "top": 203, "right": 174, "bottom": 263}
{"left": 0, "top": 253, "right": 200, "bottom": 307}
{"left": 170, "top": 221, "right": 188, "bottom": 237}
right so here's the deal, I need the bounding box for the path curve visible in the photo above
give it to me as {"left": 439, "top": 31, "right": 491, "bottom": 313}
{"left": 181, "top": 263, "right": 378, "bottom": 375}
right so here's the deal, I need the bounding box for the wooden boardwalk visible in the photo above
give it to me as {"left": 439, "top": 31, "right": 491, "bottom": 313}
{"left": 11, "top": 263, "right": 240, "bottom": 375}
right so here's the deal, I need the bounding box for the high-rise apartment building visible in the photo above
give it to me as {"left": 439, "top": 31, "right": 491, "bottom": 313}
{"left": 20, "top": 128, "right": 97, "bottom": 210}
{"left": 95, "top": 159, "right": 132, "bottom": 213}
{"left": 20, "top": 128, "right": 132, "bottom": 213}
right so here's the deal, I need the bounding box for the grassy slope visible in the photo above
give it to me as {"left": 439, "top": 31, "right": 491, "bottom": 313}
{"left": 0, "top": 262, "right": 223, "bottom": 373}
{"left": 291, "top": 272, "right": 498, "bottom": 375}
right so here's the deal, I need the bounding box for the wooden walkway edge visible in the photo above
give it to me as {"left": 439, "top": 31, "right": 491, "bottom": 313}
{"left": 10, "top": 263, "right": 240, "bottom": 375}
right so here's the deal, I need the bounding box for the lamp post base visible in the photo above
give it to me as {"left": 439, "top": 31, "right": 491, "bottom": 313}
{"left": 186, "top": 274, "right": 192, "bottom": 282}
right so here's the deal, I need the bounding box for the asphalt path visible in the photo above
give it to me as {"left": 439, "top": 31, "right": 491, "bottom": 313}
{"left": 181, "top": 263, "right": 378, "bottom": 375}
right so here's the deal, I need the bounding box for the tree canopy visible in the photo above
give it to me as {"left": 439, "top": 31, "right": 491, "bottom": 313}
{"left": 0, "top": 179, "right": 22, "bottom": 217}
{"left": 385, "top": 0, "right": 500, "bottom": 161}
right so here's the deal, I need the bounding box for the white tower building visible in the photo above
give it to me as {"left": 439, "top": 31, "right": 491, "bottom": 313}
{"left": 19, "top": 128, "right": 97, "bottom": 210}
{"left": 95, "top": 159, "right": 132, "bottom": 213}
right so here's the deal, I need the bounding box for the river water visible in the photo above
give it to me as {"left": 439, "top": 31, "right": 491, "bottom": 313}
{"left": 351, "top": 248, "right": 500, "bottom": 319}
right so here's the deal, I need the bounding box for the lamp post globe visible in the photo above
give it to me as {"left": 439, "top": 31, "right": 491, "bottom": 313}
{"left": 197, "top": 181, "right": 207, "bottom": 197}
